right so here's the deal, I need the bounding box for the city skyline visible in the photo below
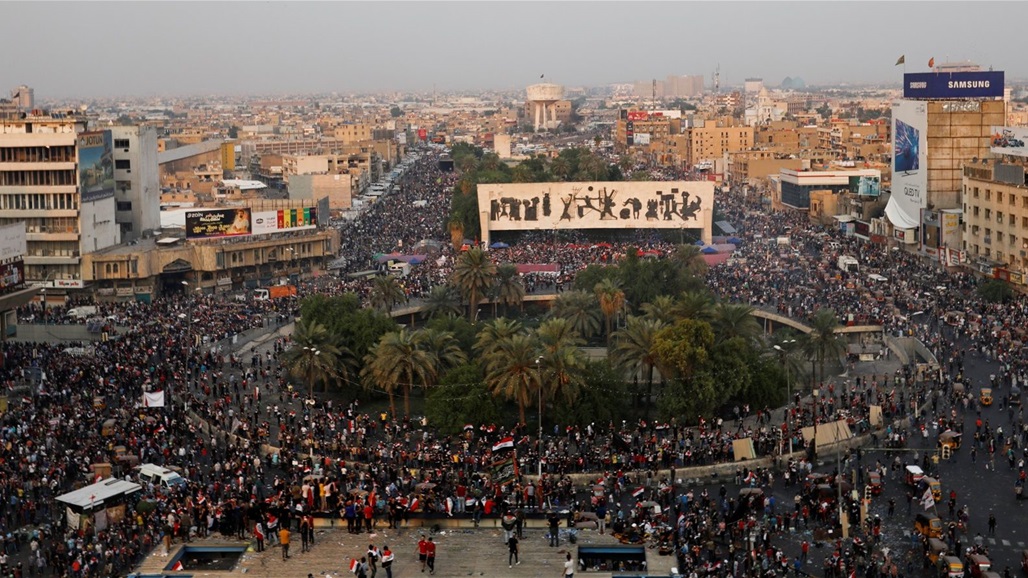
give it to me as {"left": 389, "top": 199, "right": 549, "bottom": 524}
{"left": 2, "top": 1, "right": 1026, "bottom": 99}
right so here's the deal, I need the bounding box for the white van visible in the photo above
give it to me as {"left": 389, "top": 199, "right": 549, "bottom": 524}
{"left": 135, "top": 463, "right": 188, "bottom": 491}
{"left": 67, "top": 306, "right": 98, "bottom": 319}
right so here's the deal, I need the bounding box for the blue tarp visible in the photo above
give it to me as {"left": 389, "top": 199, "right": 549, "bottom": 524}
{"left": 701, "top": 246, "right": 719, "bottom": 254}
{"left": 489, "top": 242, "right": 510, "bottom": 249}
{"left": 693, "top": 239, "right": 706, "bottom": 246}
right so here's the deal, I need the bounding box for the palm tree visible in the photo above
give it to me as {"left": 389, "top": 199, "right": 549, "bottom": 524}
{"left": 536, "top": 318, "right": 587, "bottom": 415}
{"left": 550, "top": 290, "right": 601, "bottom": 340}
{"left": 511, "top": 164, "right": 533, "bottom": 183}
{"left": 451, "top": 247, "right": 497, "bottom": 322}
{"left": 361, "top": 329, "right": 435, "bottom": 418}
{"left": 769, "top": 329, "right": 807, "bottom": 397}
{"left": 712, "top": 303, "right": 762, "bottom": 344}
{"left": 641, "top": 295, "right": 677, "bottom": 325}
{"left": 672, "top": 244, "right": 709, "bottom": 277}
{"left": 456, "top": 154, "right": 479, "bottom": 173}
{"left": 447, "top": 218, "right": 465, "bottom": 251}
{"left": 369, "top": 275, "right": 407, "bottom": 315}
{"left": 673, "top": 290, "right": 716, "bottom": 322}
{"left": 550, "top": 156, "right": 571, "bottom": 181}
{"left": 422, "top": 284, "right": 463, "bottom": 320}
{"left": 474, "top": 317, "right": 525, "bottom": 359}
{"left": 594, "top": 278, "right": 625, "bottom": 344}
{"left": 483, "top": 333, "right": 541, "bottom": 425}
{"left": 805, "top": 309, "right": 845, "bottom": 389}
{"left": 281, "top": 317, "right": 343, "bottom": 398}
{"left": 414, "top": 328, "right": 467, "bottom": 388}
{"left": 611, "top": 316, "right": 666, "bottom": 413}
{"left": 494, "top": 264, "right": 526, "bottom": 316}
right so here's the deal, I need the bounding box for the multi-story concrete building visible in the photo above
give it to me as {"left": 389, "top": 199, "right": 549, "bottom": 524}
{"left": 110, "top": 125, "right": 161, "bottom": 241}
{"left": 961, "top": 158, "right": 1028, "bottom": 277}
{"left": 674, "top": 123, "right": 754, "bottom": 169}
{"left": 0, "top": 113, "right": 121, "bottom": 289}
{"left": 10, "top": 85, "right": 33, "bottom": 111}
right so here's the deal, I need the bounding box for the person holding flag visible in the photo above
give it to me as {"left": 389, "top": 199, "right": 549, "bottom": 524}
{"left": 381, "top": 545, "right": 395, "bottom": 578}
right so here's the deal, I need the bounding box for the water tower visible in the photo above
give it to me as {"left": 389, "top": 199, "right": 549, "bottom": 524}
{"left": 526, "top": 83, "right": 564, "bottom": 132}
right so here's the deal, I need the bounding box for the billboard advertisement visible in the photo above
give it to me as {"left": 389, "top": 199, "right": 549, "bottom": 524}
{"left": 0, "top": 223, "right": 27, "bottom": 264}
{"left": 990, "top": 126, "right": 1028, "bottom": 157}
{"left": 252, "top": 207, "right": 318, "bottom": 235}
{"left": 477, "top": 181, "right": 715, "bottom": 246}
{"left": 626, "top": 111, "right": 650, "bottom": 121}
{"left": 185, "top": 208, "right": 252, "bottom": 239}
{"left": 77, "top": 131, "right": 115, "bottom": 203}
{"left": 0, "top": 260, "right": 24, "bottom": 294}
{"left": 633, "top": 133, "right": 651, "bottom": 145}
{"left": 887, "top": 100, "right": 927, "bottom": 229}
{"left": 848, "top": 175, "right": 881, "bottom": 197}
{"left": 903, "top": 71, "right": 1004, "bottom": 99}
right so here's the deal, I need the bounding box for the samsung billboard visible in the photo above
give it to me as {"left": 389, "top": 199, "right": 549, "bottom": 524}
{"left": 903, "top": 71, "right": 1004, "bottom": 100}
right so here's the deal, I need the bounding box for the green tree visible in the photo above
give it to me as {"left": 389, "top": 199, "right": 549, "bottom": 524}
{"left": 611, "top": 316, "right": 666, "bottom": 413}
{"left": 550, "top": 290, "right": 601, "bottom": 340}
{"left": 640, "top": 295, "right": 677, "bottom": 325}
{"left": 425, "top": 363, "right": 503, "bottom": 434}
{"left": 414, "top": 328, "right": 468, "bottom": 389}
{"left": 978, "top": 279, "right": 1014, "bottom": 303}
{"left": 300, "top": 293, "right": 398, "bottom": 362}
{"left": 594, "top": 278, "right": 625, "bottom": 344}
{"left": 474, "top": 318, "right": 525, "bottom": 359}
{"left": 549, "top": 360, "right": 627, "bottom": 426}
{"left": 673, "top": 290, "right": 716, "bottom": 322}
{"left": 483, "top": 333, "right": 541, "bottom": 425}
{"left": 390, "top": 106, "right": 403, "bottom": 118}
{"left": 369, "top": 275, "right": 407, "bottom": 314}
{"left": 494, "top": 263, "right": 526, "bottom": 316}
{"left": 451, "top": 247, "right": 497, "bottom": 322}
{"left": 536, "top": 318, "right": 587, "bottom": 417}
{"left": 672, "top": 244, "right": 709, "bottom": 278}
{"left": 361, "top": 329, "right": 435, "bottom": 418}
{"left": 422, "top": 284, "right": 463, "bottom": 320}
{"left": 804, "top": 309, "right": 845, "bottom": 388}
{"left": 653, "top": 318, "right": 718, "bottom": 421}
{"left": 424, "top": 316, "right": 478, "bottom": 356}
{"left": 711, "top": 303, "right": 761, "bottom": 344}
{"left": 281, "top": 317, "right": 346, "bottom": 397}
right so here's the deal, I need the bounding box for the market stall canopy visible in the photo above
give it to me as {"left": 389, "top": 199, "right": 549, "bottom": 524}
{"left": 514, "top": 264, "right": 559, "bottom": 275}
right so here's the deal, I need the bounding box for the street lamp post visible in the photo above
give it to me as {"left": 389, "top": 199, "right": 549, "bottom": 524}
{"left": 774, "top": 338, "right": 797, "bottom": 454}
{"left": 536, "top": 355, "right": 543, "bottom": 478}
{"left": 811, "top": 388, "right": 820, "bottom": 463}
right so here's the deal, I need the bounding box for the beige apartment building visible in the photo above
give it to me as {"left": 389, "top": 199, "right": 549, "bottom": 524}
{"left": 961, "top": 158, "right": 1028, "bottom": 276}
{"left": 728, "top": 151, "right": 804, "bottom": 185}
{"left": 333, "top": 123, "right": 374, "bottom": 144}
{"left": 672, "top": 124, "right": 754, "bottom": 168}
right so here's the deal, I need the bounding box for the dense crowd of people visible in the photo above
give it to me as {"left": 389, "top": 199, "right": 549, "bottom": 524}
{"left": 2, "top": 147, "right": 1028, "bottom": 578}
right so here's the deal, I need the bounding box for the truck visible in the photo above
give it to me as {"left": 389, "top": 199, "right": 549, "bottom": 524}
{"left": 253, "top": 284, "right": 297, "bottom": 300}
{"left": 837, "top": 255, "right": 859, "bottom": 273}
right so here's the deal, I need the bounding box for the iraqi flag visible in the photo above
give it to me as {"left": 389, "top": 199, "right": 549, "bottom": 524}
{"left": 142, "top": 390, "right": 166, "bottom": 408}
{"left": 632, "top": 487, "right": 645, "bottom": 499}
{"left": 170, "top": 561, "right": 184, "bottom": 571}
{"left": 409, "top": 497, "right": 420, "bottom": 512}
{"left": 921, "top": 489, "right": 935, "bottom": 511}
{"left": 349, "top": 559, "right": 359, "bottom": 574}
{"left": 492, "top": 437, "right": 515, "bottom": 453}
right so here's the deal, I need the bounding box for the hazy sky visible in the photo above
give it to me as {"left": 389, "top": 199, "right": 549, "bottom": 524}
{"left": 2, "top": 2, "right": 1026, "bottom": 99}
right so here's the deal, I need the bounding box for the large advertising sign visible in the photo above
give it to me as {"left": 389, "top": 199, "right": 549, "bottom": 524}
{"left": 0, "top": 260, "right": 24, "bottom": 294}
{"left": 477, "top": 181, "right": 714, "bottom": 246}
{"left": 888, "top": 100, "right": 928, "bottom": 228}
{"left": 848, "top": 175, "right": 881, "bottom": 197}
{"left": 77, "top": 131, "right": 115, "bottom": 203}
{"left": 0, "top": 223, "right": 27, "bottom": 264}
{"left": 252, "top": 207, "right": 318, "bottom": 235}
{"left": 633, "top": 133, "right": 651, "bottom": 145}
{"left": 185, "top": 208, "right": 252, "bottom": 239}
{"left": 903, "top": 71, "right": 1004, "bottom": 99}
{"left": 990, "top": 126, "right": 1028, "bottom": 157}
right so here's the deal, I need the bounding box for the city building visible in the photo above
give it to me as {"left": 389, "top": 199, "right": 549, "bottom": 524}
{"left": 672, "top": 122, "right": 754, "bottom": 170}
{"left": 886, "top": 68, "right": 1006, "bottom": 245}
{"left": 10, "top": 85, "right": 33, "bottom": 111}
{"left": 0, "top": 112, "right": 121, "bottom": 291}
{"left": 109, "top": 125, "right": 161, "bottom": 241}
{"left": 774, "top": 167, "right": 882, "bottom": 220}
{"left": 960, "top": 157, "right": 1028, "bottom": 280}
{"left": 86, "top": 198, "right": 338, "bottom": 301}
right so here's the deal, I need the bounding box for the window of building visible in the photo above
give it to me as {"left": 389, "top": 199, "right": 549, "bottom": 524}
{"left": 114, "top": 139, "right": 130, "bottom": 149}
{"left": 116, "top": 201, "right": 132, "bottom": 211}
{"left": 998, "top": 192, "right": 1004, "bottom": 203}
{"left": 974, "top": 187, "right": 980, "bottom": 198}
{"left": 1011, "top": 214, "right": 1016, "bottom": 225}
{"left": 974, "top": 207, "right": 980, "bottom": 217}
{"left": 998, "top": 211, "right": 1003, "bottom": 223}
{"left": 985, "top": 189, "right": 991, "bottom": 201}
{"left": 985, "top": 209, "right": 991, "bottom": 220}
{"left": 114, "top": 159, "right": 130, "bottom": 170}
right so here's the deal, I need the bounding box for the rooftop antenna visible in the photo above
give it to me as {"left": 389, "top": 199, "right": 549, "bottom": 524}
{"left": 713, "top": 64, "right": 721, "bottom": 94}
{"left": 652, "top": 79, "right": 657, "bottom": 107}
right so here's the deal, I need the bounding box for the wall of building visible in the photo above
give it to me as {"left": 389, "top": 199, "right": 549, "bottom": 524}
{"left": 927, "top": 99, "right": 1005, "bottom": 209}
{"left": 288, "top": 173, "right": 351, "bottom": 211}
{"left": 110, "top": 125, "right": 161, "bottom": 240}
